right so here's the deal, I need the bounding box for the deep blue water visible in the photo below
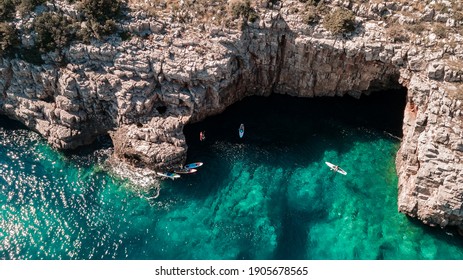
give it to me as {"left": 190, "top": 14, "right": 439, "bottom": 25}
{"left": 1, "top": 90, "right": 463, "bottom": 260}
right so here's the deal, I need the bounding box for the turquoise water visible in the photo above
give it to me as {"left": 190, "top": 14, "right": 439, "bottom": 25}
{"left": 1, "top": 91, "right": 463, "bottom": 260}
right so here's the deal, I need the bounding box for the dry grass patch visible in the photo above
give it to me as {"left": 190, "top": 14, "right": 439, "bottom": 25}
{"left": 130, "top": 0, "right": 238, "bottom": 25}
{"left": 406, "top": 22, "right": 427, "bottom": 34}
{"left": 445, "top": 58, "right": 463, "bottom": 71}
{"left": 386, "top": 24, "right": 410, "bottom": 42}
{"left": 445, "top": 83, "right": 463, "bottom": 100}
{"left": 433, "top": 1, "right": 450, "bottom": 13}
{"left": 432, "top": 22, "right": 448, "bottom": 38}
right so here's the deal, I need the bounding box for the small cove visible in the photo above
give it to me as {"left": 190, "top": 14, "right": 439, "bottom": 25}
{"left": 1, "top": 90, "right": 463, "bottom": 259}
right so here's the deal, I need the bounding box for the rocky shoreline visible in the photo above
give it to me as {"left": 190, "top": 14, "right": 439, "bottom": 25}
{"left": 0, "top": 0, "right": 462, "bottom": 230}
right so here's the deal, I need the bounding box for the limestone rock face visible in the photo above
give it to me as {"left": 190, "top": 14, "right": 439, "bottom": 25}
{"left": 1, "top": 0, "right": 463, "bottom": 228}
{"left": 397, "top": 74, "right": 463, "bottom": 227}
{"left": 110, "top": 115, "right": 188, "bottom": 171}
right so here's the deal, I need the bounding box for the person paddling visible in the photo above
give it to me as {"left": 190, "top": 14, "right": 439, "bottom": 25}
{"left": 200, "top": 131, "right": 206, "bottom": 141}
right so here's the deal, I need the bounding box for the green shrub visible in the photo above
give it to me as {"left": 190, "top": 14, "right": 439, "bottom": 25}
{"left": 33, "top": 12, "right": 75, "bottom": 53}
{"left": 75, "top": 23, "right": 92, "bottom": 43}
{"left": 0, "top": 22, "right": 18, "bottom": 55}
{"left": 77, "top": 0, "right": 122, "bottom": 23}
{"left": 1, "top": 0, "right": 46, "bottom": 20}
{"left": 119, "top": 30, "right": 131, "bottom": 41}
{"left": 0, "top": 0, "right": 15, "bottom": 21}
{"left": 16, "top": 0, "right": 46, "bottom": 15}
{"left": 18, "top": 46, "right": 44, "bottom": 65}
{"left": 91, "top": 19, "right": 117, "bottom": 37}
{"left": 75, "top": 17, "right": 118, "bottom": 42}
{"left": 229, "top": 0, "right": 259, "bottom": 22}
{"left": 75, "top": 0, "right": 122, "bottom": 41}
{"left": 323, "top": 7, "right": 355, "bottom": 34}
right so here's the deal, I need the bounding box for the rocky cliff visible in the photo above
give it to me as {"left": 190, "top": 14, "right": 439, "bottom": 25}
{"left": 397, "top": 73, "right": 463, "bottom": 228}
{"left": 0, "top": 0, "right": 462, "bottom": 229}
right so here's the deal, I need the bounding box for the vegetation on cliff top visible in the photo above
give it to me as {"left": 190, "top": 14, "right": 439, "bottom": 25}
{"left": 75, "top": 0, "right": 122, "bottom": 41}
{"left": 33, "top": 12, "right": 74, "bottom": 53}
{"left": 0, "top": 22, "right": 18, "bottom": 55}
{"left": 1, "top": 0, "right": 463, "bottom": 62}
{"left": 1, "top": 0, "right": 46, "bottom": 20}
{"left": 323, "top": 7, "right": 355, "bottom": 34}
{"left": 0, "top": 0, "right": 123, "bottom": 62}
{"left": 230, "top": 0, "right": 259, "bottom": 23}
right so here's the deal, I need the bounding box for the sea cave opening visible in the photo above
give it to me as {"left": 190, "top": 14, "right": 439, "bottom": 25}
{"left": 183, "top": 88, "right": 407, "bottom": 150}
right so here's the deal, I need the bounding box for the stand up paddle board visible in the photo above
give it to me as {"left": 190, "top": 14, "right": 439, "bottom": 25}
{"left": 156, "top": 172, "right": 181, "bottom": 179}
{"left": 175, "top": 168, "right": 198, "bottom": 174}
{"left": 325, "top": 162, "right": 347, "bottom": 175}
{"left": 239, "top": 124, "right": 244, "bottom": 138}
{"left": 184, "top": 162, "right": 203, "bottom": 169}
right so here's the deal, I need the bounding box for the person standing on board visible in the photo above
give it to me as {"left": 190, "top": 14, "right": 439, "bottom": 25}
{"left": 239, "top": 124, "right": 244, "bottom": 138}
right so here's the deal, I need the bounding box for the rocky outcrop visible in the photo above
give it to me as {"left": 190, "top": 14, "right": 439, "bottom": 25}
{"left": 397, "top": 73, "right": 463, "bottom": 227}
{"left": 110, "top": 116, "right": 189, "bottom": 171}
{"left": 1, "top": 0, "right": 463, "bottom": 229}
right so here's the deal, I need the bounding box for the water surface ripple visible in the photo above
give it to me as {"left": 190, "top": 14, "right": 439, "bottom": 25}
{"left": 1, "top": 91, "right": 463, "bottom": 259}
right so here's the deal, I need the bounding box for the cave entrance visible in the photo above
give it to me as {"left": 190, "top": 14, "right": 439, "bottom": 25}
{"left": 184, "top": 88, "right": 407, "bottom": 146}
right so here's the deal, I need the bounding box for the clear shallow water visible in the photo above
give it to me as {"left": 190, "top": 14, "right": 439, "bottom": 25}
{"left": 1, "top": 91, "right": 463, "bottom": 260}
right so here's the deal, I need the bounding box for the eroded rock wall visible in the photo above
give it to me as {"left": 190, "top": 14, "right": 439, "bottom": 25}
{"left": 397, "top": 73, "right": 463, "bottom": 227}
